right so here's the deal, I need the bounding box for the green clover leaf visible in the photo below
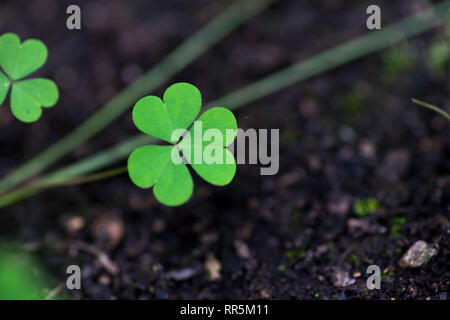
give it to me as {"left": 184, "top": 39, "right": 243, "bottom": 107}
{"left": 128, "top": 83, "right": 237, "bottom": 206}
{"left": 132, "top": 82, "right": 201, "bottom": 143}
{"left": 179, "top": 107, "right": 237, "bottom": 186}
{"left": 0, "top": 33, "right": 59, "bottom": 123}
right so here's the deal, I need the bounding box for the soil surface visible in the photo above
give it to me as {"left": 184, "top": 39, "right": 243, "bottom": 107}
{"left": 0, "top": 0, "right": 449, "bottom": 299}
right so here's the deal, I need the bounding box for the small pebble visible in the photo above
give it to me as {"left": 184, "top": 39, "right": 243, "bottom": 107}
{"left": 205, "top": 253, "right": 221, "bottom": 281}
{"left": 64, "top": 215, "right": 85, "bottom": 233}
{"left": 332, "top": 267, "right": 356, "bottom": 288}
{"left": 399, "top": 240, "right": 438, "bottom": 268}
{"left": 91, "top": 213, "right": 124, "bottom": 249}
{"left": 234, "top": 240, "right": 250, "bottom": 259}
{"left": 167, "top": 268, "right": 198, "bottom": 281}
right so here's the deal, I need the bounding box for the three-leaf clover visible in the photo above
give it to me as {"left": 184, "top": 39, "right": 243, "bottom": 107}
{"left": 0, "top": 33, "right": 59, "bottom": 123}
{"left": 128, "top": 83, "right": 237, "bottom": 206}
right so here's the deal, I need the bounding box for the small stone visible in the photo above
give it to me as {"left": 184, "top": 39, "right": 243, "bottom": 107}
{"left": 307, "top": 154, "right": 322, "bottom": 172}
{"left": 205, "top": 253, "right": 221, "bottom": 281}
{"left": 299, "top": 98, "right": 318, "bottom": 118}
{"left": 347, "top": 218, "right": 370, "bottom": 237}
{"left": 98, "top": 274, "right": 111, "bottom": 285}
{"left": 234, "top": 240, "right": 250, "bottom": 259}
{"left": 167, "top": 268, "right": 199, "bottom": 281}
{"left": 332, "top": 267, "right": 356, "bottom": 288}
{"left": 339, "top": 126, "right": 356, "bottom": 143}
{"left": 151, "top": 219, "right": 166, "bottom": 233}
{"left": 399, "top": 240, "right": 438, "bottom": 268}
{"left": 327, "top": 194, "right": 351, "bottom": 217}
{"left": 260, "top": 289, "right": 271, "bottom": 299}
{"left": 64, "top": 215, "right": 85, "bottom": 233}
{"left": 91, "top": 213, "right": 124, "bottom": 249}
{"left": 201, "top": 232, "right": 219, "bottom": 245}
{"left": 377, "top": 149, "right": 410, "bottom": 182}
{"left": 359, "top": 139, "right": 376, "bottom": 158}
{"left": 315, "top": 245, "right": 328, "bottom": 257}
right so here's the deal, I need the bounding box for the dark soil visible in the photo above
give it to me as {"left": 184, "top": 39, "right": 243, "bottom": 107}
{"left": 0, "top": 0, "right": 448, "bottom": 300}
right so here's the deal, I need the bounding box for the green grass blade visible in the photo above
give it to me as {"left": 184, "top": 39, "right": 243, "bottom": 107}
{"left": 0, "top": 0, "right": 277, "bottom": 195}
{"left": 212, "top": 1, "right": 450, "bottom": 111}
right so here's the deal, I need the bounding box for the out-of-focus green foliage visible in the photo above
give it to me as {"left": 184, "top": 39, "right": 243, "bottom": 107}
{"left": 391, "top": 216, "right": 407, "bottom": 235}
{"left": 381, "top": 44, "right": 417, "bottom": 85}
{"left": 426, "top": 38, "right": 449, "bottom": 78}
{"left": 353, "top": 198, "right": 379, "bottom": 218}
{"left": 0, "top": 246, "right": 53, "bottom": 300}
{"left": 446, "top": 11, "right": 450, "bottom": 36}
{"left": 285, "top": 247, "right": 306, "bottom": 260}
{"left": 349, "top": 253, "right": 359, "bottom": 264}
{"left": 339, "top": 89, "right": 366, "bottom": 118}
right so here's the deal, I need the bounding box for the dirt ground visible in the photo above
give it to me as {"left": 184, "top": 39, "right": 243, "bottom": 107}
{"left": 0, "top": 0, "right": 448, "bottom": 299}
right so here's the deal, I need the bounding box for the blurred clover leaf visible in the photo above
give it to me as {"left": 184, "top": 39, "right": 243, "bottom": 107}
{"left": 0, "top": 245, "right": 56, "bottom": 300}
{"left": 353, "top": 197, "right": 379, "bottom": 218}
{"left": 0, "top": 33, "right": 59, "bottom": 123}
{"left": 128, "top": 82, "right": 237, "bottom": 206}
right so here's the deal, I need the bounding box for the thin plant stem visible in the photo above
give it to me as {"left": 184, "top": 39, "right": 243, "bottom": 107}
{"left": 412, "top": 98, "right": 450, "bottom": 121}
{"left": 0, "top": 167, "right": 128, "bottom": 209}
{"left": 58, "top": 166, "right": 128, "bottom": 185}
{"left": 0, "top": 0, "right": 277, "bottom": 195}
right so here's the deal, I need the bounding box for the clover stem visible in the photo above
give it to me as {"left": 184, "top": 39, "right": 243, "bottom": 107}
{"left": 0, "top": 166, "right": 128, "bottom": 209}
{"left": 56, "top": 166, "right": 128, "bottom": 185}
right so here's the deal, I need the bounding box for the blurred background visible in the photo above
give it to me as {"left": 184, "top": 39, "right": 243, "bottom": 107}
{"left": 0, "top": 0, "right": 448, "bottom": 299}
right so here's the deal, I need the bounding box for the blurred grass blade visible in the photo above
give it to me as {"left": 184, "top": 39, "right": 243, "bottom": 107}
{"left": 213, "top": 1, "right": 450, "bottom": 111}
{"left": 0, "top": 1, "right": 449, "bottom": 209}
{"left": 0, "top": 0, "right": 277, "bottom": 195}
{"left": 412, "top": 98, "right": 450, "bottom": 121}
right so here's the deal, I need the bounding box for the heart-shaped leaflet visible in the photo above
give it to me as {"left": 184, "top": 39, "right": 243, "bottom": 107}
{"left": 0, "top": 33, "right": 48, "bottom": 80}
{"left": 10, "top": 79, "right": 59, "bottom": 123}
{"left": 132, "top": 82, "right": 201, "bottom": 143}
